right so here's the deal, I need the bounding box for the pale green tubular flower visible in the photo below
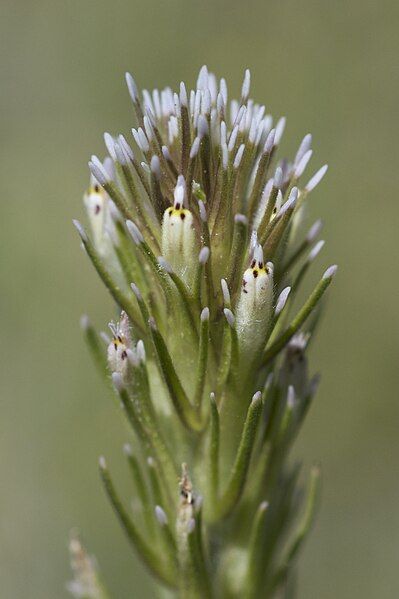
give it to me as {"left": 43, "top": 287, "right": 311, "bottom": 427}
{"left": 72, "top": 65, "right": 337, "bottom": 598}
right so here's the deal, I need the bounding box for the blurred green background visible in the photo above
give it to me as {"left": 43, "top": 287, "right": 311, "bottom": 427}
{"left": 1, "top": 0, "right": 398, "bottom": 597}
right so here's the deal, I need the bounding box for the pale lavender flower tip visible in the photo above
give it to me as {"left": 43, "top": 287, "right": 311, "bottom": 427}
{"left": 241, "top": 68, "right": 251, "bottom": 100}
{"left": 306, "top": 219, "right": 323, "bottom": 242}
{"left": 233, "top": 144, "right": 245, "bottom": 169}
{"left": 155, "top": 506, "right": 168, "bottom": 526}
{"left": 103, "top": 132, "right": 117, "bottom": 160}
{"left": 179, "top": 81, "right": 188, "bottom": 107}
{"left": 150, "top": 155, "right": 161, "bottom": 178}
{"left": 295, "top": 133, "right": 312, "bottom": 165}
{"left": 157, "top": 256, "right": 173, "bottom": 273}
{"left": 114, "top": 142, "right": 127, "bottom": 165}
{"left": 198, "top": 200, "right": 207, "bottom": 222}
{"left": 197, "top": 114, "right": 209, "bottom": 138}
{"left": 274, "top": 117, "right": 286, "bottom": 145}
{"left": 125, "top": 72, "right": 138, "bottom": 102}
{"left": 275, "top": 287, "right": 291, "bottom": 315}
{"left": 264, "top": 128, "right": 276, "bottom": 153}
{"left": 223, "top": 308, "right": 235, "bottom": 327}
{"left": 72, "top": 220, "right": 88, "bottom": 243}
{"left": 295, "top": 149, "right": 313, "bottom": 178}
{"left": 136, "top": 340, "right": 146, "bottom": 363}
{"left": 88, "top": 159, "right": 109, "bottom": 186}
{"left": 99, "top": 456, "right": 107, "bottom": 469}
{"left": 252, "top": 390, "right": 262, "bottom": 403}
{"left": 199, "top": 246, "right": 210, "bottom": 264}
{"left": 308, "top": 240, "right": 325, "bottom": 262}
{"left": 305, "top": 164, "right": 328, "bottom": 192}
{"left": 162, "top": 145, "right": 172, "bottom": 161}
{"left": 118, "top": 135, "right": 134, "bottom": 160}
{"left": 274, "top": 166, "right": 283, "bottom": 188}
{"left": 278, "top": 187, "right": 298, "bottom": 216}
{"left": 130, "top": 282, "right": 142, "bottom": 300}
{"left": 200, "top": 307, "right": 210, "bottom": 322}
{"left": 126, "top": 220, "right": 144, "bottom": 244}
{"left": 234, "top": 213, "right": 248, "bottom": 225}
{"left": 323, "top": 264, "right": 338, "bottom": 279}
{"left": 221, "top": 279, "right": 231, "bottom": 305}
{"left": 190, "top": 136, "right": 201, "bottom": 159}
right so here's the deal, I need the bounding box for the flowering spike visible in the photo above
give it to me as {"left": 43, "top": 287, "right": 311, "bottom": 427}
{"left": 75, "top": 67, "right": 336, "bottom": 598}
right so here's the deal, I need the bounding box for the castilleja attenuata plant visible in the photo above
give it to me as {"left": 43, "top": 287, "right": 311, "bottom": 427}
{"left": 71, "top": 66, "right": 336, "bottom": 598}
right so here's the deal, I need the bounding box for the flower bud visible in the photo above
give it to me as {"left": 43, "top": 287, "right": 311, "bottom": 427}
{"left": 161, "top": 179, "right": 197, "bottom": 283}
{"left": 236, "top": 245, "right": 274, "bottom": 359}
{"left": 107, "top": 312, "right": 132, "bottom": 379}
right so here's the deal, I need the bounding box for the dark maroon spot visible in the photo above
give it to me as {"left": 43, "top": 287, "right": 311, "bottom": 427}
{"left": 94, "top": 184, "right": 100, "bottom": 193}
{"left": 121, "top": 350, "right": 127, "bottom": 360}
{"left": 175, "top": 203, "right": 181, "bottom": 210}
{"left": 253, "top": 270, "right": 258, "bottom": 278}
{"left": 258, "top": 262, "right": 263, "bottom": 269}
{"left": 250, "top": 260, "right": 256, "bottom": 268}
{"left": 180, "top": 213, "right": 186, "bottom": 220}
{"left": 168, "top": 207, "right": 173, "bottom": 214}
{"left": 118, "top": 336, "right": 122, "bottom": 343}
{"left": 114, "top": 343, "right": 117, "bottom": 350}
{"left": 243, "top": 289, "right": 248, "bottom": 294}
{"left": 94, "top": 204, "right": 101, "bottom": 215}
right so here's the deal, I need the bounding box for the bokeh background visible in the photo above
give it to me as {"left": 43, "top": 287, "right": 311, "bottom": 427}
{"left": 1, "top": 0, "right": 398, "bottom": 597}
